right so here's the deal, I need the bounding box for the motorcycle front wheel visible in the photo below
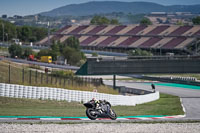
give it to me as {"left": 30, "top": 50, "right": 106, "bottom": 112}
{"left": 108, "top": 109, "right": 117, "bottom": 120}
{"left": 86, "top": 108, "right": 98, "bottom": 120}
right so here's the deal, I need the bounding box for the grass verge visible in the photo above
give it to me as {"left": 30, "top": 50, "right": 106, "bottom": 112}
{"left": 0, "top": 93, "right": 184, "bottom": 117}
{"left": 0, "top": 60, "right": 118, "bottom": 94}
{"left": 113, "top": 93, "right": 184, "bottom": 116}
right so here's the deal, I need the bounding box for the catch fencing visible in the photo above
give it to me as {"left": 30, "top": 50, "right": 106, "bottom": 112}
{"left": 0, "top": 83, "right": 159, "bottom": 106}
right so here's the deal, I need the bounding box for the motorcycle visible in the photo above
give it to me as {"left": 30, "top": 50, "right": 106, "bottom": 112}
{"left": 83, "top": 99, "right": 117, "bottom": 120}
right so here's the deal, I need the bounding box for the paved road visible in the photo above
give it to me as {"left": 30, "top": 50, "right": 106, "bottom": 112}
{"left": 104, "top": 80, "right": 200, "bottom": 119}
{"left": 0, "top": 57, "right": 79, "bottom": 70}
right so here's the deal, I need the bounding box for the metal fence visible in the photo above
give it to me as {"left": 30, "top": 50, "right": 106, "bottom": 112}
{"left": 0, "top": 61, "right": 102, "bottom": 88}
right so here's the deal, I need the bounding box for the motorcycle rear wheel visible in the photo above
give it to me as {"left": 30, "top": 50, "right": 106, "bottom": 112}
{"left": 86, "top": 108, "right": 98, "bottom": 120}
{"left": 108, "top": 109, "right": 117, "bottom": 120}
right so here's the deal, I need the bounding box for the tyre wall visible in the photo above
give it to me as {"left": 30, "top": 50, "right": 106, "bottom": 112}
{"left": 0, "top": 83, "right": 159, "bottom": 106}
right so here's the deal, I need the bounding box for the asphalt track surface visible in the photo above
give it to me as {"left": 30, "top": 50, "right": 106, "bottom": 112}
{"left": 104, "top": 80, "right": 200, "bottom": 120}
{"left": 0, "top": 57, "right": 79, "bottom": 70}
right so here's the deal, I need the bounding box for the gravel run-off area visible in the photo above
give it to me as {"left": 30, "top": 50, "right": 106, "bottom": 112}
{"left": 0, "top": 123, "right": 200, "bottom": 133}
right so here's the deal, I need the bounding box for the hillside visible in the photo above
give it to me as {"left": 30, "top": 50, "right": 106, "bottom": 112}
{"left": 40, "top": 1, "right": 200, "bottom": 17}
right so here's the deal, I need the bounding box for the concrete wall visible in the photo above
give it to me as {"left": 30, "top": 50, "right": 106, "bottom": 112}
{"left": 85, "top": 59, "right": 200, "bottom": 75}
{"left": 0, "top": 83, "right": 159, "bottom": 106}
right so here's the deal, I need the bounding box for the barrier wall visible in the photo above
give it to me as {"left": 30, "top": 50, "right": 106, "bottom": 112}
{"left": 140, "top": 76, "right": 200, "bottom": 86}
{"left": 0, "top": 83, "right": 159, "bottom": 106}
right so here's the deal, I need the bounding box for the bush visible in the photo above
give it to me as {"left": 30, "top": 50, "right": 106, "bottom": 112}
{"left": 51, "top": 70, "right": 74, "bottom": 78}
{"left": 192, "top": 16, "right": 200, "bottom": 25}
{"left": 92, "top": 52, "right": 98, "bottom": 57}
{"left": 140, "top": 18, "right": 152, "bottom": 25}
{"left": 8, "top": 44, "right": 23, "bottom": 58}
{"left": 128, "top": 49, "right": 153, "bottom": 56}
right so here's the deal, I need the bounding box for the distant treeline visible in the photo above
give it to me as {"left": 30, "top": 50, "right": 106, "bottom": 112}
{"left": 0, "top": 19, "right": 47, "bottom": 43}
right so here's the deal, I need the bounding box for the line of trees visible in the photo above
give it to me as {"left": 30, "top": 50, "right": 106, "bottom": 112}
{"left": 37, "top": 36, "right": 86, "bottom": 66}
{"left": 8, "top": 44, "right": 34, "bottom": 58}
{"left": 8, "top": 36, "right": 86, "bottom": 66}
{"left": 90, "top": 15, "right": 153, "bottom": 25}
{"left": 0, "top": 19, "right": 47, "bottom": 43}
{"left": 90, "top": 16, "right": 120, "bottom": 25}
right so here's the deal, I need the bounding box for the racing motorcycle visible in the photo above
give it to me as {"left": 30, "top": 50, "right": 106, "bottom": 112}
{"left": 83, "top": 99, "right": 117, "bottom": 120}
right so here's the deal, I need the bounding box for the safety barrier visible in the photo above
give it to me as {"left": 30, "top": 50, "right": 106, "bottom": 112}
{"left": 0, "top": 83, "right": 159, "bottom": 106}
{"left": 166, "top": 76, "right": 197, "bottom": 81}
{"left": 140, "top": 76, "right": 200, "bottom": 86}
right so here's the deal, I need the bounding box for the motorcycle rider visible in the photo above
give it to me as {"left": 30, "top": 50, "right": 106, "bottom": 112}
{"left": 84, "top": 98, "right": 117, "bottom": 120}
{"left": 92, "top": 98, "right": 101, "bottom": 109}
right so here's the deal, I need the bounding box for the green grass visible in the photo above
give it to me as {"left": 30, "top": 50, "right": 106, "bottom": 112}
{"left": 0, "top": 97, "right": 85, "bottom": 117}
{"left": 0, "top": 93, "right": 184, "bottom": 117}
{"left": 113, "top": 94, "right": 184, "bottom": 116}
{"left": 0, "top": 60, "right": 118, "bottom": 94}
{"left": 0, "top": 46, "right": 8, "bottom": 52}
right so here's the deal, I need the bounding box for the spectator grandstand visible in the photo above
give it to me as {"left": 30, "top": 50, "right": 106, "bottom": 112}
{"left": 68, "top": 25, "right": 89, "bottom": 34}
{"left": 81, "top": 36, "right": 99, "bottom": 46}
{"left": 105, "top": 25, "right": 127, "bottom": 35}
{"left": 146, "top": 25, "right": 169, "bottom": 35}
{"left": 169, "top": 26, "right": 193, "bottom": 36}
{"left": 87, "top": 25, "right": 107, "bottom": 34}
{"left": 97, "top": 36, "right": 119, "bottom": 47}
{"left": 118, "top": 37, "right": 141, "bottom": 48}
{"left": 38, "top": 25, "right": 200, "bottom": 53}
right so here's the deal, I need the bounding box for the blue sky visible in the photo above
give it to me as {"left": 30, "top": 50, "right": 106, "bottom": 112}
{"left": 0, "top": 0, "right": 200, "bottom": 17}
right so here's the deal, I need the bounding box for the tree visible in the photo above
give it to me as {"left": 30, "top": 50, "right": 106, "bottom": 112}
{"left": 49, "top": 42, "right": 60, "bottom": 61}
{"left": 63, "top": 36, "right": 80, "bottom": 50}
{"left": 90, "top": 16, "right": 119, "bottom": 25}
{"left": 32, "top": 27, "right": 48, "bottom": 42}
{"left": 61, "top": 36, "right": 85, "bottom": 66}
{"left": 140, "top": 18, "right": 152, "bottom": 25}
{"left": 0, "top": 19, "right": 17, "bottom": 42}
{"left": 37, "top": 49, "right": 49, "bottom": 58}
{"left": 8, "top": 44, "right": 23, "bottom": 58}
{"left": 192, "top": 16, "right": 200, "bottom": 25}
{"left": 100, "top": 16, "right": 110, "bottom": 25}
{"left": 50, "top": 42, "right": 60, "bottom": 52}
{"left": 128, "top": 49, "right": 153, "bottom": 56}
{"left": 62, "top": 46, "right": 82, "bottom": 65}
{"left": 36, "top": 36, "right": 85, "bottom": 65}
{"left": 48, "top": 50, "right": 59, "bottom": 61}
{"left": 110, "top": 19, "right": 120, "bottom": 25}
{"left": 0, "top": 19, "right": 47, "bottom": 43}
{"left": 91, "top": 16, "right": 108, "bottom": 25}
{"left": 20, "top": 26, "right": 32, "bottom": 42}
{"left": 22, "top": 47, "right": 33, "bottom": 59}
